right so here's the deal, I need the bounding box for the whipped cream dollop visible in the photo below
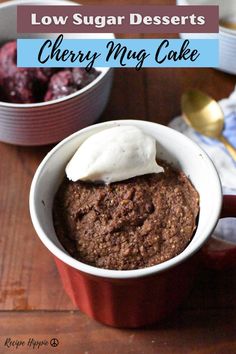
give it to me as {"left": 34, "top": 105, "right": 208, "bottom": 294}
{"left": 66, "top": 125, "right": 164, "bottom": 184}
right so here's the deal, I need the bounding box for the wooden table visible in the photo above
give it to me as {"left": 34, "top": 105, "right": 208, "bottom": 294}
{"left": 1, "top": 0, "right": 236, "bottom": 353}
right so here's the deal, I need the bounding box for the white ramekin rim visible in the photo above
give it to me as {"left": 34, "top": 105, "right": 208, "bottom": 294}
{"left": 29, "top": 120, "right": 223, "bottom": 279}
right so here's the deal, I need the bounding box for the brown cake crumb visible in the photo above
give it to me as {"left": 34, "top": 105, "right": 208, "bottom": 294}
{"left": 53, "top": 161, "right": 199, "bottom": 270}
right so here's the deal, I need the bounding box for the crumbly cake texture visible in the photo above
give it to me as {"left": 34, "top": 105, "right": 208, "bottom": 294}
{"left": 53, "top": 161, "right": 199, "bottom": 270}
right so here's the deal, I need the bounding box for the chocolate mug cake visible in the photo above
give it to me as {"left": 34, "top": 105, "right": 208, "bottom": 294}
{"left": 53, "top": 126, "right": 200, "bottom": 270}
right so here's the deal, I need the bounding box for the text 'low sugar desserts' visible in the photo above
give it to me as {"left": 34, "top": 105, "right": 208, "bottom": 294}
{"left": 53, "top": 126, "right": 200, "bottom": 270}
{"left": 0, "top": 41, "right": 100, "bottom": 104}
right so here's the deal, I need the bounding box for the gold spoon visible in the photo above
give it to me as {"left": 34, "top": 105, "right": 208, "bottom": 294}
{"left": 220, "top": 19, "right": 236, "bottom": 31}
{"left": 181, "top": 89, "right": 236, "bottom": 161}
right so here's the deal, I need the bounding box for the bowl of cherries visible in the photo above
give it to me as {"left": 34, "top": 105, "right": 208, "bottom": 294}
{"left": 0, "top": 0, "right": 114, "bottom": 146}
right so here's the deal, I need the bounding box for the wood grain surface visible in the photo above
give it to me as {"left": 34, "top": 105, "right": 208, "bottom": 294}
{"left": 0, "top": 0, "right": 236, "bottom": 353}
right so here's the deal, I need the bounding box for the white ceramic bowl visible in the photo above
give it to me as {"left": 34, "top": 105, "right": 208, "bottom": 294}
{"left": 177, "top": 0, "right": 236, "bottom": 75}
{"left": 0, "top": 0, "right": 114, "bottom": 146}
{"left": 29, "top": 119, "right": 222, "bottom": 279}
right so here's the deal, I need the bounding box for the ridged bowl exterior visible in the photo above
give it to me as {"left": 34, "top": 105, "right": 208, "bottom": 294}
{"left": 0, "top": 70, "right": 113, "bottom": 146}
{"left": 54, "top": 256, "right": 198, "bottom": 328}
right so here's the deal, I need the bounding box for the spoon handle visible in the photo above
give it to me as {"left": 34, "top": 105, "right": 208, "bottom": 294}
{"left": 219, "top": 135, "right": 236, "bottom": 161}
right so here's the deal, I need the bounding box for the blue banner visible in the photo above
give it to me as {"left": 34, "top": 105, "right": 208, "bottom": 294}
{"left": 17, "top": 37, "right": 219, "bottom": 69}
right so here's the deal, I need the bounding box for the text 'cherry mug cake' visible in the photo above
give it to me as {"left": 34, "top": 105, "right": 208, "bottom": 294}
{"left": 53, "top": 126, "right": 200, "bottom": 270}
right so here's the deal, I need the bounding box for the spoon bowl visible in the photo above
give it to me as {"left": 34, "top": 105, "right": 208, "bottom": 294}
{"left": 181, "top": 89, "right": 236, "bottom": 160}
